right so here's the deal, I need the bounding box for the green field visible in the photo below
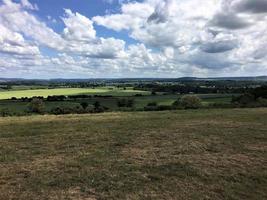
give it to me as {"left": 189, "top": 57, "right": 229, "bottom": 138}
{"left": 0, "top": 94, "right": 233, "bottom": 115}
{"left": 0, "top": 87, "right": 150, "bottom": 100}
{"left": 0, "top": 108, "right": 266, "bottom": 199}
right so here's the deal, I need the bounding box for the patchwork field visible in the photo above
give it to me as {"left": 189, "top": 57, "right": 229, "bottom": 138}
{"left": 0, "top": 89, "right": 233, "bottom": 115}
{"left": 0, "top": 87, "right": 150, "bottom": 100}
{"left": 0, "top": 108, "right": 266, "bottom": 199}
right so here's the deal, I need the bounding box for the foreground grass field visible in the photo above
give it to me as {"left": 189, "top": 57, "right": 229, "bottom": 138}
{"left": 0, "top": 88, "right": 150, "bottom": 100}
{"left": 0, "top": 109, "right": 266, "bottom": 199}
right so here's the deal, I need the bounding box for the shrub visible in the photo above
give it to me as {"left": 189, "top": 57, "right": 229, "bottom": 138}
{"left": 28, "top": 98, "right": 45, "bottom": 114}
{"left": 179, "top": 95, "right": 202, "bottom": 109}
{"left": 126, "top": 99, "right": 134, "bottom": 107}
{"left": 252, "top": 86, "right": 267, "bottom": 99}
{"left": 232, "top": 93, "right": 255, "bottom": 106}
{"left": 50, "top": 107, "right": 66, "bottom": 115}
{"left": 159, "top": 105, "right": 174, "bottom": 110}
{"left": 257, "top": 97, "right": 267, "bottom": 107}
{"left": 21, "top": 97, "right": 30, "bottom": 102}
{"left": 144, "top": 104, "right": 173, "bottom": 111}
{"left": 47, "top": 95, "right": 66, "bottom": 101}
{"left": 209, "top": 103, "right": 235, "bottom": 109}
{"left": 80, "top": 102, "right": 89, "bottom": 109}
{"left": 0, "top": 108, "right": 11, "bottom": 117}
{"left": 94, "top": 101, "right": 100, "bottom": 109}
{"left": 50, "top": 106, "right": 85, "bottom": 115}
{"left": 117, "top": 99, "right": 134, "bottom": 107}
{"left": 147, "top": 102, "right": 158, "bottom": 107}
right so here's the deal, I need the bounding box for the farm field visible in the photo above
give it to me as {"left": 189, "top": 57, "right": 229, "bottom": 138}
{"left": 0, "top": 108, "right": 266, "bottom": 199}
{"left": 0, "top": 87, "right": 150, "bottom": 100}
{"left": 0, "top": 94, "right": 233, "bottom": 115}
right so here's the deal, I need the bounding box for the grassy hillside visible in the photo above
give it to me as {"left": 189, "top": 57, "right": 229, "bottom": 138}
{"left": 0, "top": 109, "right": 266, "bottom": 199}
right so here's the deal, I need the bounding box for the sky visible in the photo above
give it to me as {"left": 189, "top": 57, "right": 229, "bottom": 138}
{"left": 0, "top": 0, "right": 267, "bottom": 79}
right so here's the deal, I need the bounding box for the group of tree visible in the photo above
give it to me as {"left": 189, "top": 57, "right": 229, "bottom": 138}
{"left": 232, "top": 86, "right": 267, "bottom": 107}
{"left": 27, "top": 97, "right": 108, "bottom": 115}
{"left": 134, "top": 81, "right": 258, "bottom": 94}
{"left": 144, "top": 95, "right": 202, "bottom": 111}
{"left": 47, "top": 95, "right": 66, "bottom": 101}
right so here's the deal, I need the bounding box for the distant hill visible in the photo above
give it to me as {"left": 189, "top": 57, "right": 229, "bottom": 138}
{"left": 1, "top": 76, "right": 267, "bottom": 83}
{"left": 176, "top": 76, "right": 267, "bottom": 81}
{"left": 0, "top": 78, "right": 24, "bottom": 83}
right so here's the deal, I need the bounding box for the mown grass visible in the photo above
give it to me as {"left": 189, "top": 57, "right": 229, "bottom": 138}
{"left": 0, "top": 108, "right": 266, "bottom": 199}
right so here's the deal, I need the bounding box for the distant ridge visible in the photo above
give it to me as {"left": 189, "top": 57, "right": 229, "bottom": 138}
{"left": 176, "top": 76, "right": 267, "bottom": 81}
{"left": 0, "top": 76, "right": 267, "bottom": 82}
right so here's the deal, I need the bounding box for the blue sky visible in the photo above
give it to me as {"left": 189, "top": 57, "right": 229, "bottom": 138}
{"left": 0, "top": 0, "right": 267, "bottom": 78}
{"left": 30, "top": 0, "right": 137, "bottom": 45}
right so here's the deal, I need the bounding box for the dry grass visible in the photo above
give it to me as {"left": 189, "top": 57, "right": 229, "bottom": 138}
{"left": 0, "top": 108, "right": 267, "bottom": 199}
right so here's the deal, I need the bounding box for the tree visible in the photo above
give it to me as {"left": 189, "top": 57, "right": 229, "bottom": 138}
{"left": 252, "top": 86, "right": 267, "bottom": 99}
{"left": 94, "top": 101, "right": 100, "bottom": 109}
{"left": 117, "top": 99, "right": 134, "bottom": 107}
{"left": 28, "top": 98, "right": 45, "bottom": 114}
{"left": 151, "top": 91, "right": 157, "bottom": 95}
{"left": 80, "top": 102, "right": 89, "bottom": 109}
{"left": 232, "top": 93, "right": 255, "bottom": 106}
{"left": 126, "top": 99, "right": 134, "bottom": 107}
{"left": 0, "top": 108, "right": 11, "bottom": 117}
{"left": 147, "top": 102, "right": 157, "bottom": 107}
{"left": 179, "top": 95, "right": 202, "bottom": 109}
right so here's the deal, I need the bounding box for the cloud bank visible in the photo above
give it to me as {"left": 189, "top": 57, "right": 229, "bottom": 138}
{"left": 0, "top": 0, "right": 267, "bottom": 78}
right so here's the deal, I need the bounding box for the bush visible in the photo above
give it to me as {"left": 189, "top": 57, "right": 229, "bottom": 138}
{"left": 144, "top": 105, "right": 173, "bottom": 111}
{"left": 157, "top": 105, "right": 173, "bottom": 111}
{"left": 144, "top": 106, "right": 158, "bottom": 111}
{"left": 80, "top": 102, "right": 89, "bottom": 109}
{"left": 232, "top": 93, "right": 255, "bottom": 106}
{"left": 0, "top": 108, "right": 12, "bottom": 117}
{"left": 28, "top": 98, "right": 45, "bottom": 114}
{"left": 50, "top": 107, "right": 69, "bottom": 115}
{"left": 147, "top": 102, "right": 157, "bottom": 107}
{"left": 257, "top": 97, "right": 267, "bottom": 107}
{"left": 178, "top": 95, "right": 202, "bottom": 109}
{"left": 50, "top": 105, "right": 87, "bottom": 115}
{"left": 117, "top": 99, "right": 134, "bottom": 107}
{"left": 252, "top": 86, "right": 267, "bottom": 99}
{"left": 209, "top": 103, "right": 235, "bottom": 108}
{"left": 21, "top": 97, "right": 30, "bottom": 102}
{"left": 94, "top": 101, "right": 100, "bottom": 109}
{"left": 47, "top": 95, "right": 66, "bottom": 101}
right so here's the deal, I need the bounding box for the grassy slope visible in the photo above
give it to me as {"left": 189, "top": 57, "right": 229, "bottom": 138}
{"left": 0, "top": 88, "right": 150, "bottom": 100}
{"left": 0, "top": 109, "right": 266, "bottom": 199}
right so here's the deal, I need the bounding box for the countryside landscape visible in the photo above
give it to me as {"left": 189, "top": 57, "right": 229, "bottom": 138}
{"left": 1, "top": 0, "right": 267, "bottom": 199}
{"left": 1, "top": 77, "right": 267, "bottom": 199}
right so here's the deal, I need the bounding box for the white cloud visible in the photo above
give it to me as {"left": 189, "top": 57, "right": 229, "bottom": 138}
{"left": 93, "top": 0, "right": 267, "bottom": 75}
{"left": 0, "top": 0, "right": 267, "bottom": 78}
{"left": 0, "top": 24, "right": 40, "bottom": 56}
{"left": 62, "top": 9, "right": 96, "bottom": 41}
{"left": 0, "top": 0, "right": 65, "bottom": 50}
